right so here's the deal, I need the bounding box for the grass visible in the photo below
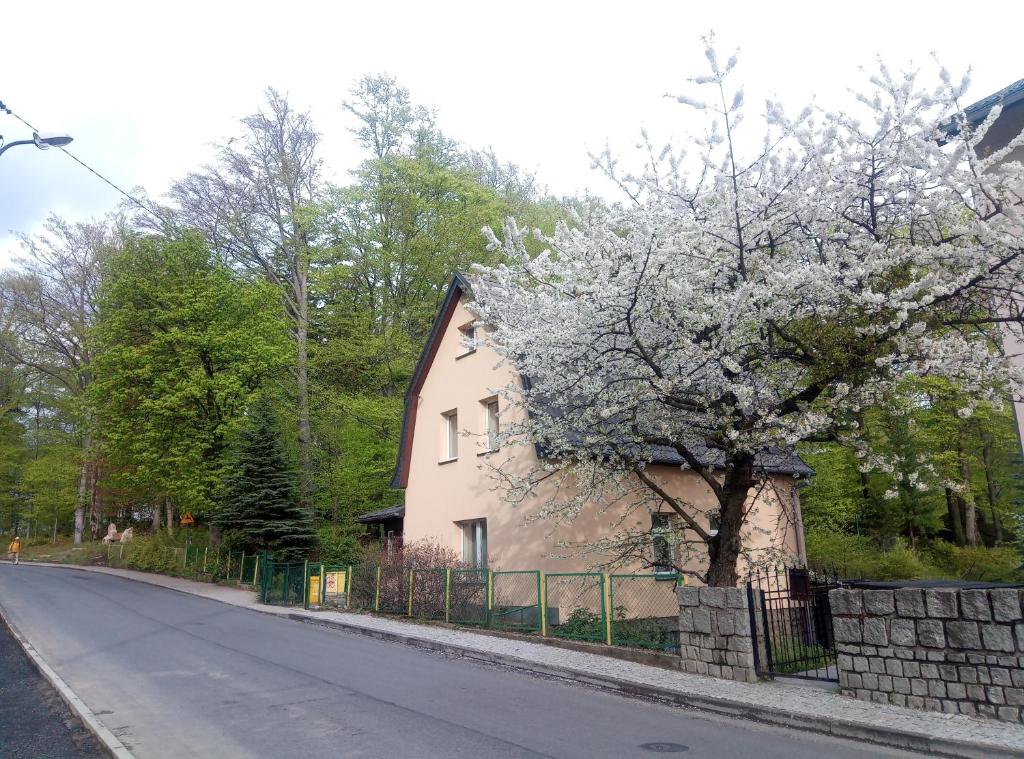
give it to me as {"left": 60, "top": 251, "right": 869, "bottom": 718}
{"left": 16, "top": 537, "right": 109, "bottom": 566}
{"left": 769, "top": 637, "right": 835, "bottom": 675}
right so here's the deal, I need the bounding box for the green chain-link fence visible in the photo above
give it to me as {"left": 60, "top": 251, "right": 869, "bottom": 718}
{"left": 377, "top": 566, "right": 408, "bottom": 614}
{"left": 449, "top": 568, "right": 488, "bottom": 624}
{"left": 490, "top": 571, "right": 542, "bottom": 632}
{"left": 544, "top": 572, "right": 608, "bottom": 643}
{"left": 260, "top": 559, "right": 306, "bottom": 606}
{"left": 609, "top": 573, "right": 681, "bottom": 653}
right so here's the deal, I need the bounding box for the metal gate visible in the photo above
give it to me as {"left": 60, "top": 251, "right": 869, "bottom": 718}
{"left": 746, "top": 565, "right": 840, "bottom": 682}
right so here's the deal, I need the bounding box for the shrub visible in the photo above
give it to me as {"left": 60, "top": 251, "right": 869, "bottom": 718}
{"left": 360, "top": 537, "right": 464, "bottom": 569}
{"left": 315, "top": 524, "right": 361, "bottom": 566}
{"left": 928, "top": 541, "right": 1021, "bottom": 583}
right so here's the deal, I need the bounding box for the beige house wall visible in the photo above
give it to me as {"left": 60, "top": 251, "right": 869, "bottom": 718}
{"left": 402, "top": 296, "right": 805, "bottom": 579}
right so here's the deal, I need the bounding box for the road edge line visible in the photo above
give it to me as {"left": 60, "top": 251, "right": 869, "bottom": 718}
{"left": 0, "top": 599, "right": 137, "bottom": 759}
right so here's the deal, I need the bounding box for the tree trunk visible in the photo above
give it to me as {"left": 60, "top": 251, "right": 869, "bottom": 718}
{"left": 75, "top": 461, "right": 88, "bottom": 545}
{"left": 945, "top": 487, "right": 966, "bottom": 546}
{"left": 89, "top": 462, "right": 102, "bottom": 541}
{"left": 295, "top": 274, "right": 313, "bottom": 515}
{"left": 959, "top": 455, "right": 979, "bottom": 547}
{"left": 981, "top": 436, "right": 1004, "bottom": 544}
{"left": 165, "top": 496, "right": 176, "bottom": 538}
{"left": 152, "top": 503, "right": 162, "bottom": 533}
{"left": 705, "top": 453, "right": 754, "bottom": 587}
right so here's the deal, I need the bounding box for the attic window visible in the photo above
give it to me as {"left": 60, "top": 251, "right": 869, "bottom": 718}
{"left": 457, "top": 322, "right": 477, "bottom": 358}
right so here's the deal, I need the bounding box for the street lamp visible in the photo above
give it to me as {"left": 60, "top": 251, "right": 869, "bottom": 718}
{"left": 0, "top": 130, "right": 73, "bottom": 158}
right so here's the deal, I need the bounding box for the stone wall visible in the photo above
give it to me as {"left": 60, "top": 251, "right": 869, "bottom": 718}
{"left": 678, "top": 586, "right": 760, "bottom": 683}
{"left": 830, "top": 587, "right": 1024, "bottom": 722}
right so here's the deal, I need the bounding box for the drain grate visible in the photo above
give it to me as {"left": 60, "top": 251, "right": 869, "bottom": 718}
{"left": 639, "top": 742, "right": 689, "bottom": 753}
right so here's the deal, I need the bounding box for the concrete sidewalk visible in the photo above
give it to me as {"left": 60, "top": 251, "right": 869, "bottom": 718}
{"left": 16, "top": 561, "right": 1024, "bottom": 758}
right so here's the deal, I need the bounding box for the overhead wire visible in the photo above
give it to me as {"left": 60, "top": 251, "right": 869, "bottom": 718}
{"left": 0, "top": 99, "right": 171, "bottom": 226}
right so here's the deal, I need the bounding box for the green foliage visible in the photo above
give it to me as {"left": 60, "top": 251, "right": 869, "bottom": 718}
{"left": 91, "top": 233, "right": 291, "bottom": 518}
{"left": 218, "top": 397, "right": 317, "bottom": 559}
{"left": 554, "top": 607, "right": 605, "bottom": 641}
{"left": 807, "top": 529, "right": 1021, "bottom": 582}
{"left": 119, "top": 534, "right": 181, "bottom": 574}
{"left": 314, "top": 523, "right": 362, "bottom": 565}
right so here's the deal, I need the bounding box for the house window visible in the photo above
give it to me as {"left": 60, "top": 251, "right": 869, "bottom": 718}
{"left": 457, "top": 322, "right": 477, "bottom": 358}
{"left": 651, "top": 513, "right": 675, "bottom": 575}
{"left": 442, "top": 410, "right": 458, "bottom": 461}
{"left": 461, "top": 519, "right": 487, "bottom": 568}
{"left": 483, "top": 398, "right": 499, "bottom": 452}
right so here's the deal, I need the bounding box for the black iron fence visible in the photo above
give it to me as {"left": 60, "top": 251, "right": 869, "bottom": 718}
{"left": 746, "top": 564, "right": 841, "bottom": 682}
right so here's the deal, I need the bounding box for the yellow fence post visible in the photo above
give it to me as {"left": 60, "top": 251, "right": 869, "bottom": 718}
{"left": 539, "top": 572, "right": 547, "bottom": 636}
{"left": 252, "top": 554, "right": 260, "bottom": 586}
{"left": 319, "top": 564, "right": 326, "bottom": 605}
{"left": 346, "top": 564, "right": 353, "bottom": 608}
{"left": 407, "top": 569, "right": 415, "bottom": 616}
{"left": 202, "top": 547, "right": 208, "bottom": 574}
{"left": 445, "top": 568, "right": 452, "bottom": 623}
{"left": 603, "top": 573, "right": 612, "bottom": 646}
{"left": 238, "top": 551, "right": 245, "bottom": 583}
{"left": 486, "top": 569, "right": 494, "bottom": 622}
{"left": 374, "top": 566, "right": 381, "bottom": 612}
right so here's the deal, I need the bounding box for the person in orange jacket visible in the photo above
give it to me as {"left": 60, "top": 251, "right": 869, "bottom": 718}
{"left": 7, "top": 536, "right": 21, "bottom": 565}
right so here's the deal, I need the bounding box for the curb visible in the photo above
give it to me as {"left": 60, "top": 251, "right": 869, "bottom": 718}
{"left": 288, "top": 613, "right": 1018, "bottom": 759}
{"left": 0, "top": 599, "right": 137, "bottom": 759}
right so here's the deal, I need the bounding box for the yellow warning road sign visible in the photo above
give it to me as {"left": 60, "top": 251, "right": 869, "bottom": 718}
{"left": 179, "top": 513, "right": 195, "bottom": 526}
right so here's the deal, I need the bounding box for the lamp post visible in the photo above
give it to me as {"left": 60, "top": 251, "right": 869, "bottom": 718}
{"left": 0, "top": 131, "right": 73, "bottom": 158}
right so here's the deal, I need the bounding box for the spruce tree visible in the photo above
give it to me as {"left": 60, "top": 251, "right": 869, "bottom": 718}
{"left": 219, "top": 397, "right": 317, "bottom": 560}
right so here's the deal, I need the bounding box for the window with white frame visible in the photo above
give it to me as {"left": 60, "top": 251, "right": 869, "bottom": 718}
{"left": 457, "top": 322, "right": 477, "bottom": 358}
{"left": 460, "top": 519, "right": 487, "bottom": 568}
{"left": 483, "top": 398, "right": 499, "bottom": 452}
{"left": 651, "top": 513, "right": 675, "bottom": 575}
{"left": 442, "top": 410, "right": 458, "bottom": 461}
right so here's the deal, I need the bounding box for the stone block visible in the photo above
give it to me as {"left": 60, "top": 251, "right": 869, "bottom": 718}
{"left": 692, "top": 608, "right": 712, "bottom": 634}
{"left": 993, "top": 668, "right": 1012, "bottom": 687}
{"left": 878, "top": 674, "right": 893, "bottom": 692}
{"left": 928, "top": 680, "right": 946, "bottom": 698}
{"left": 997, "top": 706, "right": 1020, "bottom": 722}
{"left": 924, "top": 697, "right": 942, "bottom": 712}
{"left": 1006, "top": 688, "right": 1024, "bottom": 706}
{"left": 869, "top": 658, "right": 885, "bottom": 674}
{"left": 967, "top": 684, "right": 987, "bottom": 701}
{"left": 959, "top": 702, "right": 976, "bottom": 716}
{"left": 833, "top": 617, "right": 862, "bottom": 644}
{"left": 863, "top": 590, "right": 896, "bottom": 616}
{"left": 862, "top": 673, "right": 879, "bottom": 690}
{"left": 1016, "top": 624, "right": 1024, "bottom": 651}
{"left": 988, "top": 686, "right": 1006, "bottom": 705}
{"left": 938, "top": 664, "right": 958, "bottom": 681}
{"left": 830, "top": 589, "right": 863, "bottom": 616}
{"left": 982, "top": 624, "right": 1015, "bottom": 653}
{"left": 894, "top": 646, "right": 914, "bottom": 659}
{"left": 947, "top": 682, "right": 967, "bottom": 699}
{"left": 885, "top": 659, "right": 903, "bottom": 677}
{"left": 715, "top": 613, "right": 735, "bottom": 636}
{"left": 699, "top": 586, "right": 726, "bottom": 608}
{"left": 925, "top": 589, "right": 958, "bottom": 618}
{"left": 895, "top": 588, "right": 926, "bottom": 618}
{"left": 678, "top": 609, "right": 694, "bottom": 633}
{"left": 854, "top": 656, "right": 869, "bottom": 672}
{"left": 942, "top": 700, "right": 958, "bottom": 715}
{"left": 920, "top": 663, "right": 939, "bottom": 679}
{"left": 911, "top": 678, "right": 928, "bottom": 696}
{"left": 978, "top": 704, "right": 997, "bottom": 719}
{"left": 907, "top": 695, "right": 924, "bottom": 709}
{"left": 959, "top": 666, "right": 978, "bottom": 684}
{"left": 1013, "top": 670, "right": 1024, "bottom": 688}
{"left": 926, "top": 651, "right": 945, "bottom": 661}
{"left": 990, "top": 590, "right": 1022, "bottom": 622}
{"left": 728, "top": 635, "right": 752, "bottom": 653}
{"left": 947, "top": 652, "right": 965, "bottom": 663}
{"left": 903, "top": 661, "right": 921, "bottom": 677}
{"left": 917, "top": 619, "right": 945, "bottom": 648}
{"left": 707, "top": 664, "right": 721, "bottom": 678}
{"left": 891, "top": 693, "right": 907, "bottom": 707}
{"left": 721, "top": 665, "right": 733, "bottom": 680}
{"left": 893, "top": 677, "right": 911, "bottom": 694}
{"left": 945, "top": 620, "right": 981, "bottom": 649}
{"left": 726, "top": 590, "right": 746, "bottom": 609}
{"left": 863, "top": 618, "right": 888, "bottom": 646}
{"left": 979, "top": 668, "right": 992, "bottom": 685}
{"left": 846, "top": 673, "right": 863, "bottom": 689}
{"left": 959, "top": 590, "right": 992, "bottom": 621}
{"left": 678, "top": 587, "right": 700, "bottom": 606}
{"left": 837, "top": 654, "right": 852, "bottom": 671}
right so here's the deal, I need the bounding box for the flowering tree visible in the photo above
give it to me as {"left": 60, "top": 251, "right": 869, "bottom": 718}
{"left": 470, "top": 46, "right": 1024, "bottom": 586}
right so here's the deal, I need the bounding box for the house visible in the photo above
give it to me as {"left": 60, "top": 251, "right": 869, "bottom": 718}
{"left": 954, "top": 78, "right": 1024, "bottom": 457}
{"left": 390, "top": 274, "right": 811, "bottom": 576}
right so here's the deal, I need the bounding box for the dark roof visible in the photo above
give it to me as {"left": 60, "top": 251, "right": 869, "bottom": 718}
{"left": 392, "top": 274, "right": 812, "bottom": 487}
{"left": 846, "top": 579, "right": 1023, "bottom": 590}
{"left": 391, "top": 273, "right": 472, "bottom": 488}
{"left": 941, "top": 77, "right": 1024, "bottom": 140}
{"left": 962, "top": 78, "right": 1024, "bottom": 125}
{"left": 355, "top": 505, "right": 405, "bottom": 523}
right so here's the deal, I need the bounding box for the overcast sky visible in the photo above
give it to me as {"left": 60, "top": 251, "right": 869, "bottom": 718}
{"left": 1, "top": 0, "right": 1022, "bottom": 266}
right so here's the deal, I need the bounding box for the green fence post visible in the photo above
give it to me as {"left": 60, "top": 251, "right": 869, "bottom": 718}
{"left": 319, "top": 563, "right": 325, "bottom": 606}
{"left": 608, "top": 574, "right": 617, "bottom": 646}
{"left": 302, "top": 560, "right": 309, "bottom": 609}
{"left": 444, "top": 568, "right": 451, "bottom": 623}
{"left": 602, "top": 573, "right": 612, "bottom": 646}
{"left": 226, "top": 552, "right": 232, "bottom": 578}
{"left": 346, "top": 565, "right": 353, "bottom": 608}
{"left": 536, "top": 571, "right": 545, "bottom": 635}
{"left": 238, "top": 551, "right": 245, "bottom": 583}
{"left": 202, "top": 547, "right": 208, "bottom": 574}
{"left": 374, "top": 566, "right": 381, "bottom": 612}
{"left": 407, "top": 568, "right": 414, "bottom": 616}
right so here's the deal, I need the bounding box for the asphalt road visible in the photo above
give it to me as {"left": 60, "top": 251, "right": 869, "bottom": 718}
{"left": 0, "top": 564, "right": 923, "bottom": 759}
{"left": 0, "top": 613, "right": 104, "bottom": 758}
